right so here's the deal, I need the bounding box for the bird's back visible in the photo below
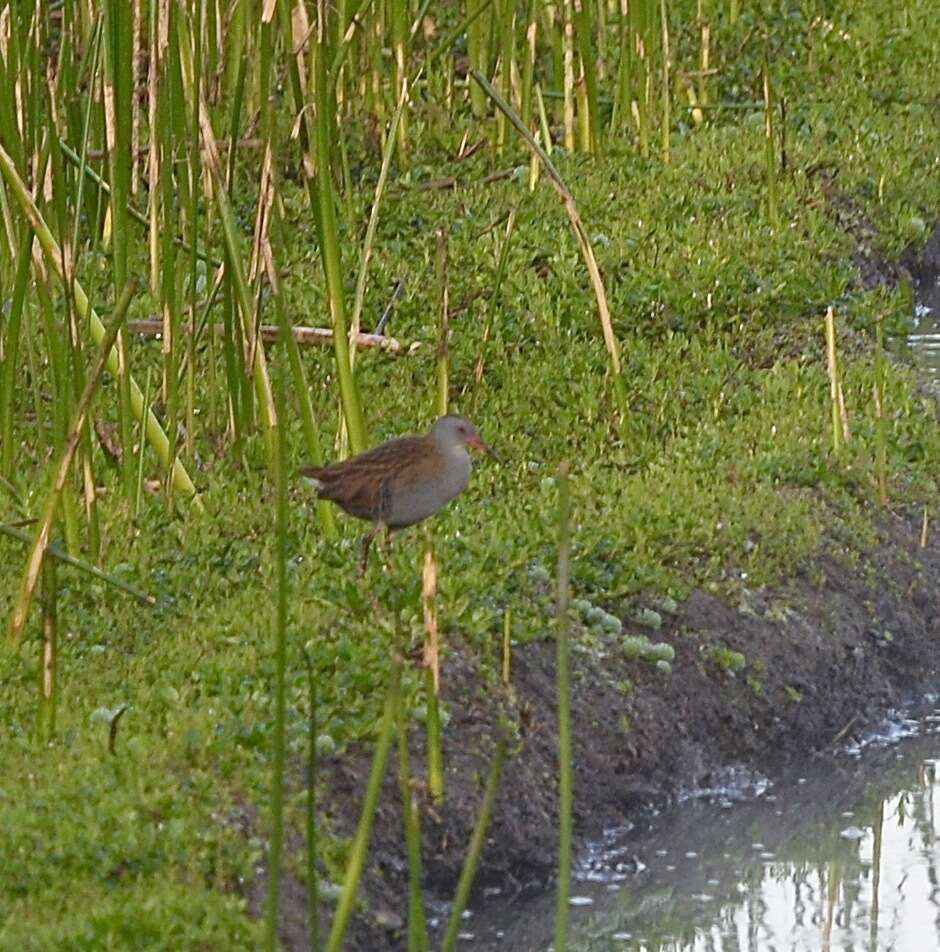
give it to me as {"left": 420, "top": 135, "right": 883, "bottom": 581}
{"left": 300, "top": 436, "right": 427, "bottom": 522}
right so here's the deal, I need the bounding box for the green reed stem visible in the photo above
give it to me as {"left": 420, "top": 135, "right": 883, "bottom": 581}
{"left": 35, "top": 276, "right": 80, "bottom": 557}
{"left": 573, "top": 0, "right": 601, "bottom": 154}
{"left": 349, "top": 80, "right": 410, "bottom": 349}
{"left": 313, "top": 0, "right": 368, "bottom": 455}
{"left": 0, "top": 228, "right": 33, "bottom": 479}
{"left": 302, "top": 648, "right": 320, "bottom": 952}
{"left": 7, "top": 278, "right": 138, "bottom": 649}
{"left": 398, "top": 705, "right": 429, "bottom": 952}
{"left": 441, "top": 735, "right": 508, "bottom": 952}
{"left": 824, "top": 307, "right": 844, "bottom": 454}
{"left": 467, "top": 0, "right": 490, "bottom": 117}
{"left": 265, "top": 290, "right": 290, "bottom": 952}
{"left": 390, "top": 0, "right": 410, "bottom": 168}
{"left": 103, "top": 0, "right": 137, "bottom": 501}
{"left": 495, "top": 0, "right": 515, "bottom": 155}
{"left": 325, "top": 655, "right": 402, "bottom": 952}
{"left": 660, "top": 0, "right": 671, "bottom": 163}
{"left": 554, "top": 461, "right": 573, "bottom": 951}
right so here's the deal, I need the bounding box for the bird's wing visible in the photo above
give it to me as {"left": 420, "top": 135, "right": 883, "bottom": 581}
{"left": 299, "top": 436, "right": 427, "bottom": 521}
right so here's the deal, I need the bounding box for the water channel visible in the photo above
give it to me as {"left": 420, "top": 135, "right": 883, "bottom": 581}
{"left": 455, "top": 701, "right": 940, "bottom": 951}
{"left": 442, "top": 274, "right": 940, "bottom": 952}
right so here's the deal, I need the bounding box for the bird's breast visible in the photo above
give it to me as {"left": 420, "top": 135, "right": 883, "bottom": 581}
{"left": 386, "top": 451, "right": 472, "bottom": 528}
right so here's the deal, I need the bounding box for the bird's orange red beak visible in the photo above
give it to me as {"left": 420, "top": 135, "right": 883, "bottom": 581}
{"left": 468, "top": 434, "right": 501, "bottom": 462}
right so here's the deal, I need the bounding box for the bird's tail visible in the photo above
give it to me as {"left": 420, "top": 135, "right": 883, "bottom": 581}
{"left": 299, "top": 465, "right": 326, "bottom": 492}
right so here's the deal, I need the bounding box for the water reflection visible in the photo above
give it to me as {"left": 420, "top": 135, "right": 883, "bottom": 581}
{"left": 464, "top": 707, "right": 940, "bottom": 951}
{"left": 907, "top": 303, "right": 940, "bottom": 379}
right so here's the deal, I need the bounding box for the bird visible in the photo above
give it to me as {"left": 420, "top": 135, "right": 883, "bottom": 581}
{"left": 300, "top": 415, "right": 499, "bottom": 575}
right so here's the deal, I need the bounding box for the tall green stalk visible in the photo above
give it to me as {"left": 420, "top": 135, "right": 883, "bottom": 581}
{"left": 313, "top": 0, "right": 368, "bottom": 454}
{"left": 325, "top": 656, "right": 402, "bottom": 952}
{"left": 398, "top": 708, "right": 429, "bottom": 952}
{"left": 423, "top": 542, "right": 444, "bottom": 804}
{"left": 554, "top": 461, "right": 573, "bottom": 951}
{"left": 302, "top": 649, "right": 320, "bottom": 952}
{"left": 265, "top": 293, "right": 290, "bottom": 952}
{"left": 441, "top": 736, "right": 508, "bottom": 952}
{"left": 573, "top": 0, "right": 601, "bottom": 154}
{"left": 0, "top": 229, "right": 33, "bottom": 479}
{"left": 103, "top": 0, "right": 137, "bottom": 500}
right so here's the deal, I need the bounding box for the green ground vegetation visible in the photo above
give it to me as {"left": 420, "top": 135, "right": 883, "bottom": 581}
{"left": 2, "top": 0, "right": 940, "bottom": 945}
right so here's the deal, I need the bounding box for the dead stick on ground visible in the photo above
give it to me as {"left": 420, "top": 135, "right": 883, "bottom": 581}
{"left": 125, "top": 319, "right": 421, "bottom": 355}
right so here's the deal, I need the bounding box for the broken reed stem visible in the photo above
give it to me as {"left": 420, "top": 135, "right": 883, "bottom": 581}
{"left": 469, "top": 68, "right": 627, "bottom": 417}
{"left": 502, "top": 607, "right": 512, "bottom": 686}
{"left": 398, "top": 703, "right": 429, "bottom": 952}
{"left": 7, "top": 278, "right": 138, "bottom": 649}
{"left": 38, "top": 557, "right": 57, "bottom": 741}
{"left": 441, "top": 734, "right": 508, "bottom": 952}
{"left": 873, "top": 314, "right": 888, "bottom": 505}
{"left": 554, "top": 461, "right": 573, "bottom": 951}
{"left": 921, "top": 507, "right": 929, "bottom": 548}
{"left": 763, "top": 53, "right": 778, "bottom": 228}
{"left": 423, "top": 541, "right": 444, "bottom": 804}
{"left": 435, "top": 228, "right": 449, "bottom": 416}
{"left": 325, "top": 655, "right": 402, "bottom": 952}
{"left": 0, "top": 523, "right": 155, "bottom": 605}
{"left": 824, "top": 307, "right": 849, "bottom": 452}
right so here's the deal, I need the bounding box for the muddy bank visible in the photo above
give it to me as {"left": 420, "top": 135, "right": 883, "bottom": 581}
{"left": 261, "top": 223, "right": 940, "bottom": 950}
{"left": 274, "top": 500, "right": 940, "bottom": 950}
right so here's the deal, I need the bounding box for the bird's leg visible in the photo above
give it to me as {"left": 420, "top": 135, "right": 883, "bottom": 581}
{"left": 381, "top": 527, "right": 395, "bottom": 558}
{"left": 358, "top": 523, "right": 384, "bottom": 578}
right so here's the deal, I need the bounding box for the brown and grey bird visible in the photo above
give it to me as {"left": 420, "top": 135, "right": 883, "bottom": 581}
{"left": 300, "top": 415, "right": 498, "bottom": 575}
